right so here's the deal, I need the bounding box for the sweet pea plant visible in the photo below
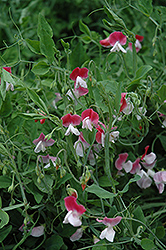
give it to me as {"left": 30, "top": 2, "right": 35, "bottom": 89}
{"left": 0, "top": 0, "right": 166, "bottom": 249}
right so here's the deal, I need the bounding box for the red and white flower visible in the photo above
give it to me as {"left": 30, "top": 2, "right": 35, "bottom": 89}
{"left": 141, "top": 145, "right": 156, "bottom": 169}
{"left": 120, "top": 93, "right": 134, "bottom": 114}
{"left": 130, "top": 158, "right": 141, "bottom": 174}
{"left": 128, "top": 34, "right": 144, "bottom": 53}
{"left": 33, "top": 133, "right": 55, "bottom": 153}
{"left": 115, "top": 153, "right": 132, "bottom": 173}
{"left": 81, "top": 109, "right": 99, "bottom": 131}
{"left": 61, "top": 113, "right": 81, "bottom": 136}
{"left": 69, "top": 67, "right": 89, "bottom": 98}
{"left": 38, "top": 154, "right": 57, "bottom": 168}
{"left": 63, "top": 196, "right": 86, "bottom": 227}
{"left": 100, "top": 32, "right": 127, "bottom": 53}
{"left": 96, "top": 216, "right": 122, "bottom": 242}
{"left": 1, "top": 67, "right": 14, "bottom": 91}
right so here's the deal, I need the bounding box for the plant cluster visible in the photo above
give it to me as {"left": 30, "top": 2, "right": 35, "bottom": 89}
{"left": 0, "top": 0, "right": 166, "bottom": 249}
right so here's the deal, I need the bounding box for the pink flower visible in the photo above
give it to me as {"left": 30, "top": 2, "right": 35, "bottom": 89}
{"left": 70, "top": 228, "right": 83, "bottom": 242}
{"left": 63, "top": 196, "right": 86, "bottom": 227}
{"left": 153, "top": 171, "right": 166, "bottom": 194}
{"left": 74, "top": 132, "right": 96, "bottom": 166}
{"left": 120, "top": 93, "right": 127, "bottom": 112}
{"left": 141, "top": 146, "right": 156, "bottom": 169}
{"left": 96, "top": 125, "right": 119, "bottom": 146}
{"left": 61, "top": 113, "right": 81, "bottom": 136}
{"left": 38, "top": 154, "right": 57, "bottom": 168}
{"left": 30, "top": 226, "right": 44, "bottom": 237}
{"left": 96, "top": 216, "right": 122, "bottom": 242}
{"left": 119, "top": 93, "right": 134, "bottom": 114}
{"left": 128, "top": 35, "right": 144, "bottom": 53}
{"left": 115, "top": 153, "right": 132, "bottom": 173}
{"left": 136, "top": 169, "right": 152, "bottom": 189}
{"left": 130, "top": 158, "right": 141, "bottom": 174}
{"left": 81, "top": 109, "right": 99, "bottom": 131}
{"left": 100, "top": 32, "right": 127, "bottom": 53}
{"left": 33, "top": 133, "right": 55, "bottom": 153}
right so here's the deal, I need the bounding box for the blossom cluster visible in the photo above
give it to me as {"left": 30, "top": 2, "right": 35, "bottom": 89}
{"left": 115, "top": 145, "right": 166, "bottom": 194}
{"left": 99, "top": 31, "right": 144, "bottom": 53}
{"left": 63, "top": 195, "right": 122, "bottom": 243}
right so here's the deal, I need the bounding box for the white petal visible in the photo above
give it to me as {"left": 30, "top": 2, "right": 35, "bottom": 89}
{"left": 82, "top": 117, "right": 93, "bottom": 131}
{"left": 123, "top": 160, "right": 132, "bottom": 173}
{"left": 144, "top": 153, "right": 156, "bottom": 165}
{"left": 34, "top": 141, "right": 46, "bottom": 153}
{"left": 70, "top": 228, "right": 83, "bottom": 242}
{"left": 99, "top": 227, "right": 115, "bottom": 242}
{"left": 63, "top": 211, "right": 82, "bottom": 227}
{"left": 118, "top": 43, "right": 127, "bottom": 53}
{"left": 74, "top": 141, "right": 84, "bottom": 157}
{"left": 75, "top": 76, "right": 87, "bottom": 88}
{"left": 65, "top": 124, "right": 80, "bottom": 136}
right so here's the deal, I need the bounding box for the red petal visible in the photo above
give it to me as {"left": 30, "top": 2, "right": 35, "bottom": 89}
{"left": 75, "top": 86, "right": 89, "bottom": 96}
{"left": 141, "top": 145, "right": 149, "bottom": 160}
{"left": 79, "top": 68, "right": 89, "bottom": 79}
{"left": 61, "top": 114, "right": 72, "bottom": 127}
{"left": 99, "top": 37, "right": 111, "bottom": 48}
{"left": 115, "top": 153, "right": 128, "bottom": 170}
{"left": 40, "top": 119, "right": 46, "bottom": 124}
{"left": 64, "top": 196, "right": 86, "bottom": 214}
{"left": 70, "top": 67, "right": 80, "bottom": 81}
{"left": 120, "top": 93, "right": 127, "bottom": 112}
{"left": 109, "top": 31, "right": 127, "bottom": 46}
{"left": 3, "top": 67, "right": 12, "bottom": 74}
{"left": 135, "top": 35, "right": 144, "bottom": 42}
{"left": 70, "top": 114, "right": 81, "bottom": 126}
{"left": 96, "top": 131, "right": 102, "bottom": 144}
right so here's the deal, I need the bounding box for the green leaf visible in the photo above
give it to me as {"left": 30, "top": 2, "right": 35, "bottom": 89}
{"left": 141, "top": 238, "right": 155, "bottom": 250}
{"left": 44, "top": 234, "right": 64, "bottom": 250}
{"left": 32, "top": 61, "right": 50, "bottom": 75}
{"left": 3, "top": 203, "right": 25, "bottom": 211}
{"left": 133, "top": 206, "right": 146, "bottom": 233}
{"left": 37, "top": 13, "right": 55, "bottom": 63}
{"left": 0, "top": 210, "right": 9, "bottom": 229}
{"left": 103, "top": 19, "right": 124, "bottom": 31}
{"left": 0, "top": 176, "right": 11, "bottom": 188}
{"left": 127, "top": 65, "right": 152, "bottom": 91}
{"left": 82, "top": 129, "right": 96, "bottom": 145}
{"left": 155, "top": 226, "right": 165, "bottom": 239}
{"left": 70, "top": 41, "right": 89, "bottom": 69}
{"left": 104, "top": 6, "right": 126, "bottom": 29}
{"left": 20, "top": 113, "right": 48, "bottom": 120}
{"left": 114, "top": 82, "right": 121, "bottom": 112}
{"left": 119, "top": 175, "right": 141, "bottom": 194}
{"left": 26, "top": 88, "right": 49, "bottom": 114}
{"left": 0, "top": 77, "right": 6, "bottom": 101}
{"left": 79, "top": 20, "right": 91, "bottom": 36}
{"left": 0, "top": 93, "right": 13, "bottom": 117}
{"left": 159, "top": 135, "right": 166, "bottom": 151}
{"left": 0, "top": 144, "right": 9, "bottom": 157}
{"left": 0, "top": 69, "right": 15, "bottom": 101}
{"left": 136, "top": 0, "right": 153, "bottom": 17}
{"left": 33, "top": 174, "right": 54, "bottom": 194}
{"left": 0, "top": 225, "right": 12, "bottom": 242}
{"left": 85, "top": 184, "right": 116, "bottom": 199}
{"left": 25, "top": 38, "right": 41, "bottom": 54}
{"left": 157, "top": 84, "right": 166, "bottom": 103}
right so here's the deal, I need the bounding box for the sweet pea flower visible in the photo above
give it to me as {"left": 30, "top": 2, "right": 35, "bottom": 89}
{"left": 30, "top": 226, "right": 45, "bottom": 237}
{"left": 141, "top": 146, "right": 156, "bottom": 169}
{"left": 153, "top": 171, "right": 166, "bottom": 194}
{"left": 130, "top": 158, "right": 141, "bottom": 174}
{"left": 120, "top": 93, "right": 134, "bottom": 114}
{"left": 33, "top": 133, "right": 55, "bottom": 153}
{"left": 63, "top": 196, "right": 86, "bottom": 227}
{"left": 115, "top": 153, "right": 132, "bottom": 173}
{"left": 70, "top": 228, "right": 83, "bottom": 242}
{"left": 100, "top": 32, "right": 127, "bottom": 53}
{"left": 70, "top": 67, "right": 89, "bottom": 97}
{"left": 38, "top": 154, "right": 57, "bottom": 168}
{"left": 96, "top": 125, "right": 119, "bottom": 146}
{"left": 61, "top": 113, "right": 81, "bottom": 136}
{"left": 74, "top": 132, "right": 96, "bottom": 166}
{"left": 96, "top": 216, "right": 122, "bottom": 242}
{"left": 136, "top": 169, "right": 152, "bottom": 189}
{"left": 0, "top": 67, "right": 14, "bottom": 91}
{"left": 82, "top": 109, "right": 99, "bottom": 131}
{"left": 158, "top": 112, "right": 166, "bottom": 128}
{"left": 128, "top": 35, "right": 144, "bottom": 53}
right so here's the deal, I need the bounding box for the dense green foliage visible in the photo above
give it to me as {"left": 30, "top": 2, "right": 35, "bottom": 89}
{"left": 0, "top": 0, "right": 166, "bottom": 249}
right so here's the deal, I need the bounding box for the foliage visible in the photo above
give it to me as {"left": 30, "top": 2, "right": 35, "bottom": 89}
{"left": 0, "top": 0, "right": 166, "bottom": 249}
